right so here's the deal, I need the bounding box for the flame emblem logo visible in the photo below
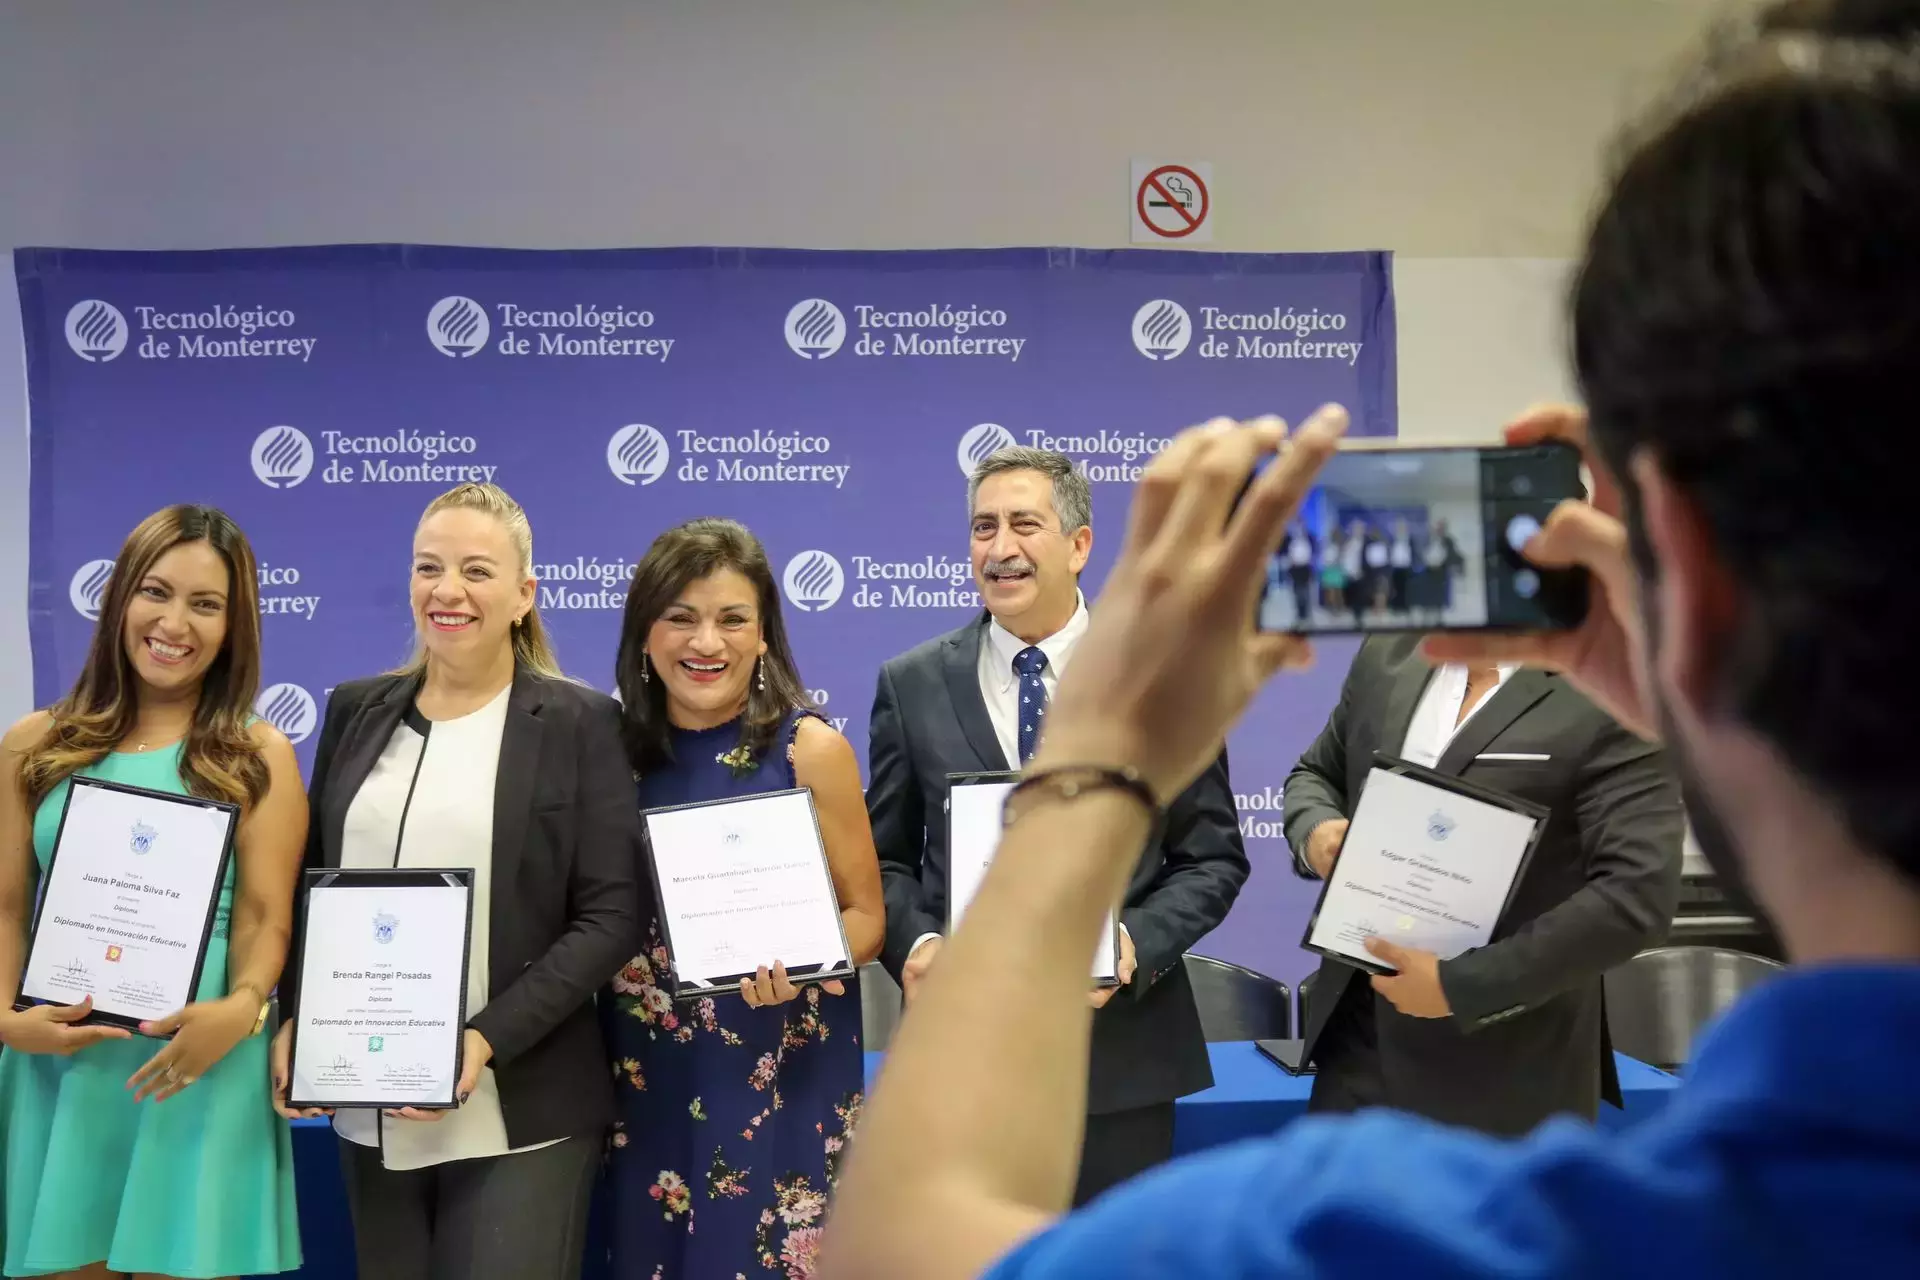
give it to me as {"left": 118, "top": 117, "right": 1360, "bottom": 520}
{"left": 64, "top": 300, "right": 128, "bottom": 362}
{"left": 426, "top": 296, "right": 490, "bottom": 357}
{"left": 606, "top": 424, "right": 671, "bottom": 486}
{"left": 250, "top": 425, "right": 314, "bottom": 489}
{"left": 129, "top": 821, "right": 158, "bottom": 855}
{"left": 957, "top": 423, "right": 1017, "bottom": 477}
{"left": 255, "top": 683, "right": 318, "bottom": 744}
{"left": 69, "top": 559, "right": 115, "bottom": 621}
{"left": 784, "top": 299, "right": 846, "bottom": 359}
{"left": 781, "top": 550, "right": 845, "bottom": 612}
{"left": 1130, "top": 299, "right": 1192, "bottom": 361}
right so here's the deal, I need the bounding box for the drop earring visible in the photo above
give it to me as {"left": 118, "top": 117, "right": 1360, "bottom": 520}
{"left": 757, "top": 657, "right": 767, "bottom": 693}
{"left": 641, "top": 653, "right": 651, "bottom": 684}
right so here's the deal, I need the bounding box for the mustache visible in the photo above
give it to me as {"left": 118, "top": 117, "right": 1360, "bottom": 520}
{"left": 984, "top": 557, "right": 1036, "bottom": 576}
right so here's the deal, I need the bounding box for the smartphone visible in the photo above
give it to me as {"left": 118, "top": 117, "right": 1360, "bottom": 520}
{"left": 1252, "top": 441, "right": 1589, "bottom": 635}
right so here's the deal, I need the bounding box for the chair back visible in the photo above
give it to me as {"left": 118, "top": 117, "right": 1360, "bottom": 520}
{"left": 1604, "top": 945, "right": 1785, "bottom": 1070}
{"left": 1182, "top": 953, "right": 1291, "bottom": 1042}
{"left": 859, "top": 961, "right": 903, "bottom": 1052}
{"left": 1296, "top": 968, "right": 1319, "bottom": 1036}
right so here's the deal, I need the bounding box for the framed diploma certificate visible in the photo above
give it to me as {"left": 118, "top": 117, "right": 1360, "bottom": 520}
{"left": 642, "top": 788, "right": 854, "bottom": 1000}
{"left": 1302, "top": 755, "right": 1549, "bottom": 977}
{"left": 17, "top": 776, "right": 238, "bottom": 1031}
{"left": 946, "top": 772, "right": 1120, "bottom": 987}
{"left": 285, "top": 869, "right": 476, "bottom": 1111}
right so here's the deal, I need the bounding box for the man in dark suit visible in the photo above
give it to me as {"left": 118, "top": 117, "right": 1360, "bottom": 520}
{"left": 866, "top": 445, "right": 1250, "bottom": 1204}
{"left": 1285, "top": 636, "right": 1682, "bottom": 1135}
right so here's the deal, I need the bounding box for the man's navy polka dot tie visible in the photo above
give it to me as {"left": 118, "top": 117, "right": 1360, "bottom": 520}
{"left": 1014, "top": 646, "right": 1049, "bottom": 765}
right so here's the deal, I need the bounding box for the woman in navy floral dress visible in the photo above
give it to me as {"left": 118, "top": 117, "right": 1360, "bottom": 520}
{"left": 604, "top": 519, "right": 885, "bottom": 1280}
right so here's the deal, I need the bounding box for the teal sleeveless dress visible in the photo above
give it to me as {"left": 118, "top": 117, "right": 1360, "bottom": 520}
{"left": 0, "top": 743, "right": 301, "bottom": 1277}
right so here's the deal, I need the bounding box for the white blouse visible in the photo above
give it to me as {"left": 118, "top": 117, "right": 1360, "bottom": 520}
{"left": 331, "top": 685, "right": 561, "bottom": 1169}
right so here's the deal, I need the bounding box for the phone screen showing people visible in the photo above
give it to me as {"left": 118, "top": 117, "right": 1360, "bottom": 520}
{"left": 1254, "top": 443, "right": 1588, "bottom": 634}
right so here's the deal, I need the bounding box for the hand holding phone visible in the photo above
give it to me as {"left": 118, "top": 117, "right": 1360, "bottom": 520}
{"left": 1421, "top": 403, "right": 1657, "bottom": 740}
{"left": 1252, "top": 441, "right": 1590, "bottom": 635}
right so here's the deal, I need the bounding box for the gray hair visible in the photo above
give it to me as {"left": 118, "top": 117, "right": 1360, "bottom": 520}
{"left": 966, "top": 446, "right": 1092, "bottom": 533}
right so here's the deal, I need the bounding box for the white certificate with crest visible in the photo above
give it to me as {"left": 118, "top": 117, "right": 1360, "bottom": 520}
{"left": 17, "top": 776, "right": 237, "bottom": 1030}
{"left": 946, "top": 773, "right": 1120, "bottom": 986}
{"left": 642, "top": 788, "right": 854, "bottom": 999}
{"left": 1303, "top": 757, "right": 1547, "bottom": 976}
{"left": 286, "top": 870, "right": 474, "bottom": 1110}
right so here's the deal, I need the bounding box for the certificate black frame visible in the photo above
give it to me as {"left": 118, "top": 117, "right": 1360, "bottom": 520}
{"left": 1299, "top": 753, "right": 1552, "bottom": 978}
{"left": 641, "top": 787, "right": 857, "bottom": 1001}
{"left": 15, "top": 775, "right": 240, "bottom": 1034}
{"left": 945, "top": 771, "right": 1123, "bottom": 989}
{"left": 284, "top": 868, "right": 476, "bottom": 1112}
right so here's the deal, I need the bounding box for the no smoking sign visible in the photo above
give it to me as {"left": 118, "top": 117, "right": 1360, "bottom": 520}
{"left": 1131, "top": 160, "right": 1213, "bottom": 244}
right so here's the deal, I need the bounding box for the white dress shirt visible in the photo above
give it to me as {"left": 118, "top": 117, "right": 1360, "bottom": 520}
{"left": 333, "top": 686, "right": 561, "bottom": 1169}
{"left": 911, "top": 594, "right": 1093, "bottom": 961}
{"left": 1297, "top": 663, "right": 1519, "bottom": 879}
{"left": 1400, "top": 663, "right": 1519, "bottom": 769}
{"left": 978, "top": 591, "right": 1090, "bottom": 770}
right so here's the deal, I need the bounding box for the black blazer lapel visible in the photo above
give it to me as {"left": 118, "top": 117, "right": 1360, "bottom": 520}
{"left": 1434, "top": 670, "right": 1554, "bottom": 776}
{"left": 942, "top": 617, "right": 1012, "bottom": 773}
{"left": 490, "top": 670, "right": 549, "bottom": 960}
{"left": 322, "top": 673, "right": 422, "bottom": 868}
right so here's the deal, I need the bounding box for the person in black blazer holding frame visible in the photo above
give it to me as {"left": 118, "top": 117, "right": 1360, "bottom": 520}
{"left": 269, "top": 484, "right": 641, "bottom": 1280}
{"left": 1285, "top": 635, "right": 1682, "bottom": 1135}
{"left": 867, "top": 447, "right": 1250, "bottom": 1205}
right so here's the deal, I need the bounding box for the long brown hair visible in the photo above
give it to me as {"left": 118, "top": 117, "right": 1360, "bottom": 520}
{"left": 392, "top": 483, "right": 565, "bottom": 679}
{"left": 615, "top": 518, "right": 813, "bottom": 775}
{"left": 22, "top": 505, "right": 269, "bottom": 809}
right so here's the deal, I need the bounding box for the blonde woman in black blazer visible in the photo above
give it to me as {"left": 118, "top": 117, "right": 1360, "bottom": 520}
{"left": 270, "top": 483, "right": 641, "bottom": 1280}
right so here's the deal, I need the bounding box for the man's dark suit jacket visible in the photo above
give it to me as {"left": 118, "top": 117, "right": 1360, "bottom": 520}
{"left": 1285, "top": 636, "right": 1682, "bottom": 1135}
{"left": 867, "top": 614, "right": 1250, "bottom": 1115}
{"left": 282, "top": 667, "right": 644, "bottom": 1149}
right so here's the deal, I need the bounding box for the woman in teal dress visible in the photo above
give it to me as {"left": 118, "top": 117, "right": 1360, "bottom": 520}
{"left": 0, "top": 504, "right": 306, "bottom": 1278}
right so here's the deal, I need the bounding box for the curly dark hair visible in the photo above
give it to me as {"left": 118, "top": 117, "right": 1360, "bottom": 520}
{"left": 613, "top": 518, "right": 815, "bottom": 776}
{"left": 1572, "top": 0, "right": 1920, "bottom": 881}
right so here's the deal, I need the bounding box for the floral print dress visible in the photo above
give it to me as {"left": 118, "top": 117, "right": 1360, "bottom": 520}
{"left": 604, "top": 711, "right": 864, "bottom": 1280}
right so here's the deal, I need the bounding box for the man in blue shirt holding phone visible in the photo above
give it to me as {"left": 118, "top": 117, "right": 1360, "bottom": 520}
{"left": 822, "top": 1, "right": 1920, "bottom": 1274}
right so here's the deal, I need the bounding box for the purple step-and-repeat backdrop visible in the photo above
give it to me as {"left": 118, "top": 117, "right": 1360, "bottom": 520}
{"left": 17, "top": 245, "right": 1395, "bottom": 987}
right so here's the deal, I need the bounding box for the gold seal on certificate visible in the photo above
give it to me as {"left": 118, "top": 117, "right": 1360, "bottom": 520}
{"left": 947, "top": 772, "right": 1120, "bottom": 987}
{"left": 1303, "top": 755, "right": 1549, "bottom": 977}
{"left": 642, "top": 788, "right": 855, "bottom": 1000}
{"left": 285, "top": 869, "right": 476, "bottom": 1111}
{"left": 16, "top": 777, "right": 238, "bottom": 1031}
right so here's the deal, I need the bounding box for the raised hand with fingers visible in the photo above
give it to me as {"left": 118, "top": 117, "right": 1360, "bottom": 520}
{"left": 1364, "top": 938, "right": 1451, "bottom": 1019}
{"left": 269, "top": 1019, "right": 331, "bottom": 1120}
{"left": 1305, "top": 818, "right": 1348, "bottom": 879}
{"left": 1422, "top": 404, "right": 1656, "bottom": 741}
{"left": 901, "top": 936, "right": 941, "bottom": 1005}
{"left": 383, "top": 1027, "right": 493, "bottom": 1122}
{"left": 0, "top": 995, "right": 133, "bottom": 1056}
{"left": 1036, "top": 405, "right": 1350, "bottom": 802}
{"left": 1086, "top": 928, "right": 1137, "bottom": 1010}
{"left": 740, "top": 960, "right": 846, "bottom": 1009}
{"left": 126, "top": 991, "right": 262, "bottom": 1103}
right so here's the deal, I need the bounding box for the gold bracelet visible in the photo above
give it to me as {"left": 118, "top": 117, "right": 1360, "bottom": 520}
{"left": 231, "top": 982, "right": 271, "bottom": 1035}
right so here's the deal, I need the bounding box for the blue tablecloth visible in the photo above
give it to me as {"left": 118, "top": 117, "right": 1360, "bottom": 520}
{"left": 861, "top": 1042, "right": 1680, "bottom": 1155}
{"left": 274, "top": 1043, "right": 1681, "bottom": 1277}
